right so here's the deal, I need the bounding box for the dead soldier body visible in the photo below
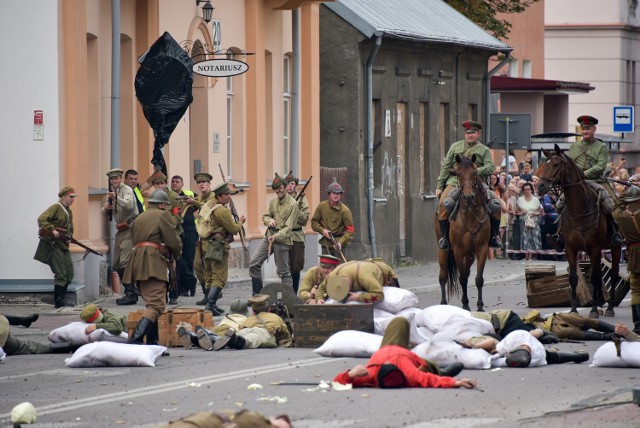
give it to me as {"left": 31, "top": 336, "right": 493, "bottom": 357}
{"left": 315, "top": 259, "right": 398, "bottom": 304}
{"left": 177, "top": 298, "right": 249, "bottom": 350}
{"left": 522, "top": 310, "right": 615, "bottom": 341}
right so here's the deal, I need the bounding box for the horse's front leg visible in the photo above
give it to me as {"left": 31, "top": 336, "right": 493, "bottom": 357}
{"left": 475, "top": 246, "right": 488, "bottom": 312}
{"left": 589, "top": 257, "right": 603, "bottom": 319}
{"left": 460, "top": 254, "right": 473, "bottom": 311}
{"left": 438, "top": 249, "right": 448, "bottom": 305}
{"left": 566, "top": 251, "right": 579, "bottom": 313}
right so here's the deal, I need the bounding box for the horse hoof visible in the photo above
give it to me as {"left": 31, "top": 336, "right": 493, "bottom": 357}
{"left": 570, "top": 309, "right": 578, "bottom": 314}
{"left": 476, "top": 308, "right": 485, "bottom": 312}
{"left": 589, "top": 310, "right": 599, "bottom": 319}
{"left": 604, "top": 309, "right": 615, "bottom": 317}
{"left": 462, "top": 305, "right": 471, "bottom": 311}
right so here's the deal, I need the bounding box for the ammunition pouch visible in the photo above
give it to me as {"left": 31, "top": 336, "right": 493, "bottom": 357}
{"left": 204, "top": 238, "right": 225, "bottom": 263}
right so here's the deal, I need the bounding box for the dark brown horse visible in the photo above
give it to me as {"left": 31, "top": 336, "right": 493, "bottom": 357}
{"left": 537, "top": 144, "right": 620, "bottom": 317}
{"left": 435, "top": 154, "right": 491, "bottom": 311}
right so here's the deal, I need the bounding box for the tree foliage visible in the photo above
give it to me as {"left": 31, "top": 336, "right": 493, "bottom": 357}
{"left": 444, "top": 0, "right": 540, "bottom": 40}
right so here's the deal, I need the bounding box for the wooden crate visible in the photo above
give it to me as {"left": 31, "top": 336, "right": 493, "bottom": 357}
{"left": 294, "top": 304, "right": 374, "bottom": 348}
{"left": 526, "top": 274, "right": 591, "bottom": 308}
{"left": 127, "top": 308, "right": 214, "bottom": 347}
{"left": 525, "top": 264, "right": 556, "bottom": 284}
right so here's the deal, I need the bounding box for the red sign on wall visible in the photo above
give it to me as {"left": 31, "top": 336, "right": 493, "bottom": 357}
{"left": 34, "top": 110, "right": 43, "bottom": 125}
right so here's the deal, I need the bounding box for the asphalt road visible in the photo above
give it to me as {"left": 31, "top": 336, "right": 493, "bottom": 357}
{"left": 2, "top": 259, "right": 640, "bottom": 427}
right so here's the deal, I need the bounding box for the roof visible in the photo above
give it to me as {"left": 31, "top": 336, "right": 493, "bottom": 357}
{"left": 325, "top": 0, "right": 511, "bottom": 52}
{"left": 491, "top": 76, "right": 595, "bottom": 94}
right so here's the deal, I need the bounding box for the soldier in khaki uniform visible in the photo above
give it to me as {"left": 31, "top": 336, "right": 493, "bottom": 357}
{"left": 161, "top": 409, "right": 292, "bottom": 428}
{"left": 285, "top": 171, "right": 310, "bottom": 293}
{"left": 0, "top": 313, "right": 76, "bottom": 355}
{"left": 79, "top": 304, "right": 128, "bottom": 336}
{"left": 34, "top": 186, "right": 77, "bottom": 308}
{"left": 213, "top": 294, "right": 293, "bottom": 350}
{"left": 201, "top": 182, "right": 246, "bottom": 315}
{"left": 249, "top": 174, "right": 299, "bottom": 293}
{"left": 521, "top": 309, "right": 615, "bottom": 341}
{"left": 311, "top": 178, "right": 353, "bottom": 259}
{"left": 315, "top": 259, "right": 396, "bottom": 304}
{"left": 298, "top": 254, "right": 341, "bottom": 303}
{"left": 613, "top": 185, "right": 640, "bottom": 334}
{"left": 435, "top": 120, "right": 502, "bottom": 250}
{"left": 124, "top": 190, "right": 182, "bottom": 344}
{"left": 183, "top": 172, "right": 216, "bottom": 305}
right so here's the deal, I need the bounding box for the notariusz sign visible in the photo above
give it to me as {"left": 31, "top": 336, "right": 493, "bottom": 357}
{"left": 193, "top": 59, "right": 249, "bottom": 77}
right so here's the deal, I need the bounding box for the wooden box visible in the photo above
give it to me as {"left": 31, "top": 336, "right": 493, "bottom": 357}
{"left": 293, "top": 304, "right": 374, "bottom": 348}
{"left": 127, "top": 308, "right": 214, "bottom": 347}
{"left": 525, "top": 264, "right": 556, "bottom": 284}
{"left": 526, "top": 274, "right": 591, "bottom": 308}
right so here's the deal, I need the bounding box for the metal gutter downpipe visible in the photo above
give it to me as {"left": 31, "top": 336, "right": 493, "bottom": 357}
{"left": 109, "top": 0, "right": 121, "bottom": 267}
{"left": 484, "top": 51, "right": 511, "bottom": 144}
{"left": 366, "top": 33, "right": 382, "bottom": 258}
{"left": 290, "top": 9, "right": 300, "bottom": 176}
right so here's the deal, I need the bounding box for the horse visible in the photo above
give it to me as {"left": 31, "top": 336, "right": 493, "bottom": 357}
{"left": 537, "top": 144, "right": 620, "bottom": 317}
{"left": 434, "top": 154, "right": 491, "bottom": 311}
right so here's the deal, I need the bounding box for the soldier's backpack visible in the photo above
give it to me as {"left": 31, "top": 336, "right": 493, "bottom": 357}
{"left": 196, "top": 201, "right": 223, "bottom": 239}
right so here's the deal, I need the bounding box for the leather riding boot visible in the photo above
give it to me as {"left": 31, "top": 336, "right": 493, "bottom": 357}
{"left": 611, "top": 219, "right": 624, "bottom": 246}
{"left": 596, "top": 320, "right": 615, "bottom": 333}
{"left": 205, "top": 286, "right": 225, "bottom": 316}
{"left": 291, "top": 271, "right": 301, "bottom": 294}
{"left": 632, "top": 305, "right": 640, "bottom": 334}
{"left": 546, "top": 350, "right": 589, "bottom": 364}
{"left": 50, "top": 342, "right": 80, "bottom": 354}
{"left": 146, "top": 321, "right": 160, "bottom": 345}
{"left": 213, "top": 328, "right": 246, "bottom": 351}
{"left": 438, "top": 220, "right": 450, "bottom": 250}
{"left": 5, "top": 314, "right": 39, "bottom": 328}
{"left": 489, "top": 218, "right": 503, "bottom": 248}
{"left": 195, "top": 325, "right": 220, "bottom": 351}
{"left": 54, "top": 285, "right": 67, "bottom": 308}
{"left": 539, "top": 330, "right": 559, "bottom": 344}
{"left": 177, "top": 327, "right": 200, "bottom": 349}
{"left": 439, "top": 362, "right": 463, "bottom": 377}
{"left": 196, "top": 284, "right": 208, "bottom": 306}
{"left": 582, "top": 331, "right": 614, "bottom": 341}
{"left": 251, "top": 277, "right": 263, "bottom": 295}
{"left": 129, "top": 317, "right": 154, "bottom": 344}
{"left": 116, "top": 284, "right": 138, "bottom": 305}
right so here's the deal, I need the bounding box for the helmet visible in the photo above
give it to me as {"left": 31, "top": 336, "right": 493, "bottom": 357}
{"left": 624, "top": 186, "right": 640, "bottom": 202}
{"left": 148, "top": 189, "right": 169, "bottom": 204}
{"left": 230, "top": 298, "right": 248, "bottom": 315}
{"left": 326, "top": 177, "right": 343, "bottom": 194}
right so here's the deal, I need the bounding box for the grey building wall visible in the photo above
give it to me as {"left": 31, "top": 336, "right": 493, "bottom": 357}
{"left": 320, "top": 6, "right": 494, "bottom": 265}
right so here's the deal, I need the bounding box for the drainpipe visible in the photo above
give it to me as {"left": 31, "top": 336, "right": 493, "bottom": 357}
{"left": 109, "top": 0, "right": 121, "bottom": 266}
{"left": 484, "top": 51, "right": 511, "bottom": 144}
{"left": 366, "top": 32, "right": 382, "bottom": 258}
{"left": 290, "top": 9, "right": 300, "bottom": 176}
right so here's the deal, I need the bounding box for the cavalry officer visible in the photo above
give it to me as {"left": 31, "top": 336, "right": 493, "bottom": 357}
{"left": 435, "top": 120, "right": 502, "bottom": 251}
{"left": 298, "top": 254, "right": 341, "bottom": 303}
{"left": 285, "top": 171, "right": 310, "bottom": 293}
{"left": 311, "top": 178, "right": 354, "bottom": 259}
{"left": 124, "top": 189, "right": 182, "bottom": 344}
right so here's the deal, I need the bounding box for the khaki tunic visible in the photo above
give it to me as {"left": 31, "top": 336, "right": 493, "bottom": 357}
{"left": 291, "top": 193, "right": 310, "bottom": 243}
{"left": 241, "top": 312, "right": 293, "bottom": 347}
{"left": 613, "top": 199, "right": 640, "bottom": 304}
{"left": 207, "top": 201, "right": 244, "bottom": 288}
{"left": 93, "top": 308, "right": 128, "bottom": 336}
{"left": 110, "top": 184, "right": 138, "bottom": 271}
{"left": 568, "top": 138, "right": 608, "bottom": 183}
{"left": 311, "top": 200, "right": 354, "bottom": 249}
{"left": 34, "top": 203, "right": 75, "bottom": 287}
{"left": 194, "top": 190, "right": 216, "bottom": 287}
{"left": 298, "top": 266, "right": 323, "bottom": 301}
{"left": 316, "top": 260, "right": 386, "bottom": 303}
{"left": 436, "top": 140, "right": 494, "bottom": 190}
{"left": 35, "top": 203, "right": 74, "bottom": 253}
{"left": 211, "top": 313, "right": 247, "bottom": 336}
{"left": 263, "top": 194, "right": 298, "bottom": 245}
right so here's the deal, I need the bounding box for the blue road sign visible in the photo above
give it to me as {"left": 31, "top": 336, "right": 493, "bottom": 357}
{"left": 613, "top": 106, "right": 634, "bottom": 133}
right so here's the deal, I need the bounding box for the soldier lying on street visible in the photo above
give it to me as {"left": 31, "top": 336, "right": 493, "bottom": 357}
{"left": 177, "top": 298, "right": 249, "bottom": 350}
{"left": 521, "top": 310, "right": 615, "bottom": 341}
{"left": 79, "top": 304, "right": 127, "bottom": 336}
{"left": 4, "top": 313, "right": 39, "bottom": 328}
{"left": 615, "top": 323, "right": 640, "bottom": 341}
{"left": 160, "top": 409, "right": 292, "bottom": 428}
{"left": 298, "top": 254, "right": 341, "bottom": 303}
{"left": 333, "top": 317, "right": 476, "bottom": 389}
{"left": 460, "top": 329, "right": 589, "bottom": 367}
{"left": 0, "top": 313, "right": 78, "bottom": 356}
{"left": 315, "top": 259, "right": 398, "bottom": 304}
{"left": 471, "top": 309, "right": 559, "bottom": 343}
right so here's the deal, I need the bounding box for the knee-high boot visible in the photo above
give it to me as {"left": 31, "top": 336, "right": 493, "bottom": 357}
{"left": 596, "top": 320, "right": 615, "bottom": 333}
{"left": 196, "top": 284, "right": 208, "bottom": 306}
{"left": 546, "top": 350, "right": 589, "bottom": 364}
{"left": 489, "top": 218, "right": 503, "bottom": 248}
{"left": 116, "top": 282, "right": 138, "bottom": 305}
{"left": 54, "top": 285, "right": 67, "bottom": 308}
{"left": 5, "top": 314, "right": 39, "bottom": 328}
{"left": 292, "top": 271, "right": 301, "bottom": 294}
{"left": 195, "top": 326, "right": 220, "bottom": 351}
{"left": 177, "top": 327, "right": 200, "bottom": 349}
{"left": 251, "top": 277, "right": 263, "bottom": 295}
{"left": 205, "top": 286, "right": 225, "bottom": 316}
{"left": 438, "top": 220, "right": 450, "bottom": 250}
{"left": 632, "top": 305, "right": 640, "bottom": 334}
{"left": 582, "top": 331, "right": 614, "bottom": 341}
{"left": 129, "top": 317, "right": 154, "bottom": 344}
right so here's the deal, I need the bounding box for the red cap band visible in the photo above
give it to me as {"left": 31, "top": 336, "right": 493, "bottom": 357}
{"left": 319, "top": 256, "right": 340, "bottom": 266}
{"left": 86, "top": 309, "right": 101, "bottom": 323}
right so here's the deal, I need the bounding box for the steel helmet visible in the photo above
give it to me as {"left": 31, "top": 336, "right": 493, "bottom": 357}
{"left": 624, "top": 186, "right": 640, "bottom": 203}
{"left": 229, "top": 298, "right": 248, "bottom": 315}
{"left": 148, "top": 189, "right": 169, "bottom": 204}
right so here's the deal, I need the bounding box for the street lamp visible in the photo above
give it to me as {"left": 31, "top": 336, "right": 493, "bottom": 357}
{"left": 196, "top": 0, "right": 214, "bottom": 23}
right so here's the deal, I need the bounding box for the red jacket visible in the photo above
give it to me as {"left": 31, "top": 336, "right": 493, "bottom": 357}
{"left": 333, "top": 345, "right": 458, "bottom": 388}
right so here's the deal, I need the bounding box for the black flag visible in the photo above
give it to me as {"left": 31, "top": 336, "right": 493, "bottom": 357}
{"left": 135, "top": 32, "right": 193, "bottom": 175}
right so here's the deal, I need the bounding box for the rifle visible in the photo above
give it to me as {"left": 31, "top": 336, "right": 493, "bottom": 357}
{"left": 218, "top": 163, "right": 246, "bottom": 249}
{"left": 319, "top": 220, "right": 348, "bottom": 263}
{"left": 296, "top": 176, "right": 312, "bottom": 202}
{"left": 606, "top": 177, "right": 640, "bottom": 189}
{"left": 166, "top": 251, "right": 177, "bottom": 291}
{"left": 38, "top": 227, "right": 103, "bottom": 257}
{"left": 107, "top": 180, "right": 113, "bottom": 222}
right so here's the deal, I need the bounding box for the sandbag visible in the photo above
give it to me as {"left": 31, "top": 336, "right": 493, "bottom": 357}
{"left": 374, "top": 287, "right": 419, "bottom": 314}
{"left": 415, "top": 305, "right": 470, "bottom": 332}
{"left": 374, "top": 310, "right": 418, "bottom": 336}
{"left": 49, "top": 322, "right": 128, "bottom": 345}
{"left": 373, "top": 308, "right": 394, "bottom": 319}
{"left": 591, "top": 341, "right": 640, "bottom": 368}
{"left": 412, "top": 339, "right": 492, "bottom": 370}
{"left": 432, "top": 315, "right": 494, "bottom": 342}
{"left": 65, "top": 342, "right": 167, "bottom": 368}
{"left": 314, "top": 330, "right": 382, "bottom": 358}
{"left": 0, "top": 346, "right": 5, "bottom": 361}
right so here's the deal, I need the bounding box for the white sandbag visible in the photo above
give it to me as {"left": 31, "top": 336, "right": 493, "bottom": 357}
{"left": 415, "top": 305, "right": 470, "bottom": 332}
{"left": 412, "top": 339, "right": 492, "bottom": 370}
{"left": 0, "top": 346, "right": 5, "bottom": 361}
{"left": 432, "top": 315, "right": 494, "bottom": 342}
{"left": 49, "top": 322, "right": 128, "bottom": 345}
{"left": 374, "top": 310, "right": 419, "bottom": 336}
{"left": 314, "top": 330, "right": 382, "bottom": 358}
{"left": 373, "top": 308, "right": 394, "bottom": 319}
{"left": 415, "top": 326, "right": 434, "bottom": 342}
{"left": 591, "top": 341, "right": 640, "bottom": 368}
{"left": 374, "top": 287, "right": 419, "bottom": 313}
{"left": 409, "top": 316, "right": 429, "bottom": 346}
{"left": 65, "top": 342, "right": 167, "bottom": 368}
{"left": 396, "top": 307, "right": 421, "bottom": 319}
{"left": 374, "top": 317, "right": 392, "bottom": 336}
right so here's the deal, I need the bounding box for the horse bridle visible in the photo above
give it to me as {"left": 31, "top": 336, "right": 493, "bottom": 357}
{"left": 456, "top": 171, "right": 488, "bottom": 234}
{"left": 538, "top": 153, "right": 585, "bottom": 194}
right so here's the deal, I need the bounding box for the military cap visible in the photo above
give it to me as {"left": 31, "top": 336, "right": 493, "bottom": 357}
{"left": 212, "top": 182, "right": 239, "bottom": 197}
{"left": 284, "top": 170, "right": 299, "bottom": 185}
{"left": 230, "top": 298, "right": 249, "bottom": 316}
{"left": 577, "top": 115, "right": 598, "bottom": 126}
{"left": 319, "top": 254, "right": 341, "bottom": 267}
{"left": 326, "top": 275, "right": 350, "bottom": 302}
{"left": 462, "top": 120, "right": 482, "bottom": 132}
{"left": 624, "top": 186, "right": 640, "bottom": 202}
{"left": 0, "top": 315, "right": 9, "bottom": 347}
{"left": 148, "top": 189, "right": 170, "bottom": 204}
{"left": 58, "top": 186, "right": 77, "bottom": 198}
{"left": 151, "top": 172, "right": 168, "bottom": 184}
{"left": 506, "top": 347, "right": 531, "bottom": 368}
{"left": 106, "top": 168, "right": 124, "bottom": 178}
{"left": 194, "top": 172, "right": 213, "bottom": 182}
{"left": 80, "top": 304, "right": 104, "bottom": 323}
{"left": 271, "top": 173, "right": 286, "bottom": 190}
{"left": 248, "top": 294, "right": 270, "bottom": 312}
{"left": 326, "top": 177, "right": 344, "bottom": 194}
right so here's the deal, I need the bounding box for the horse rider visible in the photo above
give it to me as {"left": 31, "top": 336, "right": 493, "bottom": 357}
{"left": 435, "top": 120, "right": 502, "bottom": 250}
{"left": 552, "top": 115, "right": 623, "bottom": 246}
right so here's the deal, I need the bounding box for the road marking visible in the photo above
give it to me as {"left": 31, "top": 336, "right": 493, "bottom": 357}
{"left": 0, "top": 356, "right": 342, "bottom": 420}
{"left": 407, "top": 273, "right": 523, "bottom": 294}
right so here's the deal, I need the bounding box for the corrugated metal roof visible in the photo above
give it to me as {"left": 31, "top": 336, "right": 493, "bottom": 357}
{"left": 326, "top": 0, "right": 511, "bottom": 52}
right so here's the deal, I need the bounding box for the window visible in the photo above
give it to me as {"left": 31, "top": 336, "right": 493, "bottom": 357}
{"left": 509, "top": 59, "right": 519, "bottom": 78}
{"left": 522, "top": 60, "right": 532, "bottom": 78}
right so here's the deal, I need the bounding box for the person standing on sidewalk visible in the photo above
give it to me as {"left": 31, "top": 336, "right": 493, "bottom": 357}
{"left": 34, "top": 186, "right": 77, "bottom": 309}
{"left": 171, "top": 175, "right": 198, "bottom": 298}
{"left": 285, "top": 171, "right": 310, "bottom": 293}
{"left": 124, "top": 190, "right": 182, "bottom": 344}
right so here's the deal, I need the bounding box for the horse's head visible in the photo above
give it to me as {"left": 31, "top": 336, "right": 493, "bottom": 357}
{"left": 537, "top": 144, "right": 584, "bottom": 195}
{"left": 454, "top": 154, "right": 481, "bottom": 205}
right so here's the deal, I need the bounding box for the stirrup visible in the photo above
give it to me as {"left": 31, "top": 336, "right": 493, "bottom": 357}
{"left": 489, "top": 237, "right": 502, "bottom": 249}
{"left": 612, "top": 233, "right": 624, "bottom": 246}
{"left": 438, "top": 237, "right": 450, "bottom": 250}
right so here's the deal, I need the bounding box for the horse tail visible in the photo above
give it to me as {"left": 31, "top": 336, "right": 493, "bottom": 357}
{"left": 446, "top": 250, "right": 460, "bottom": 300}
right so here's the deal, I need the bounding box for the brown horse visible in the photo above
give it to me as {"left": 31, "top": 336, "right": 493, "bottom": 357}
{"left": 537, "top": 144, "right": 620, "bottom": 317}
{"left": 435, "top": 154, "right": 491, "bottom": 311}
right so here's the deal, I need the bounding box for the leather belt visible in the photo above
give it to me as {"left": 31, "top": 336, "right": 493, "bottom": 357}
{"left": 292, "top": 228, "right": 302, "bottom": 231}
{"left": 134, "top": 241, "right": 163, "bottom": 251}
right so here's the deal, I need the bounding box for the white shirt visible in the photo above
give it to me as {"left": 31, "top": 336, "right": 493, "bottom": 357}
{"left": 501, "top": 155, "right": 517, "bottom": 168}
{"left": 492, "top": 330, "right": 547, "bottom": 368}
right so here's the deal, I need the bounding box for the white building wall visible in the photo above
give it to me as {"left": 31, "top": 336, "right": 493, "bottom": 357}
{"left": 0, "top": 1, "right": 62, "bottom": 279}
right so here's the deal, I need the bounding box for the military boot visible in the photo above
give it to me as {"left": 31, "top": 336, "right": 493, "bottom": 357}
{"left": 251, "top": 277, "right": 263, "bottom": 295}
{"left": 438, "top": 220, "right": 450, "bottom": 250}
{"left": 195, "top": 325, "right": 220, "bottom": 351}
{"left": 596, "top": 320, "right": 615, "bottom": 333}
{"left": 116, "top": 284, "right": 138, "bottom": 305}
{"left": 196, "top": 284, "right": 208, "bottom": 306}
{"left": 291, "top": 271, "right": 301, "bottom": 294}
{"left": 582, "top": 331, "right": 615, "bottom": 341}
{"left": 177, "top": 326, "right": 199, "bottom": 350}
{"left": 50, "top": 342, "right": 81, "bottom": 354}
{"left": 439, "top": 362, "right": 463, "bottom": 377}
{"left": 632, "top": 305, "right": 640, "bottom": 335}
{"left": 489, "top": 218, "right": 503, "bottom": 248}
{"left": 205, "top": 286, "right": 225, "bottom": 316}
{"left": 54, "top": 285, "right": 67, "bottom": 308}
{"left": 6, "top": 314, "right": 39, "bottom": 328}
{"left": 546, "top": 350, "right": 589, "bottom": 364}
{"left": 129, "top": 317, "right": 154, "bottom": 344}
{"left": 213, "top": 329, "right": 246, "bottom": 351}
